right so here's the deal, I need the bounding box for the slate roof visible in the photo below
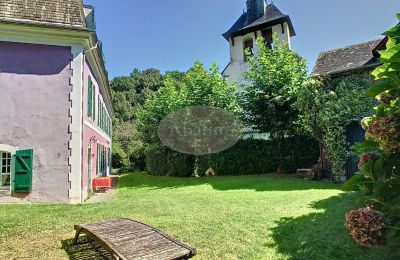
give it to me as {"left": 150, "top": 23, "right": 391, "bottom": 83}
{"left": 311, "top": 39, "right": 385, "bottom": 77}
{"left": 0, "top": 0, "right": 86, "bottom": 29}
{"left": 223, "top": 4, "right": 295, "bottom": 41}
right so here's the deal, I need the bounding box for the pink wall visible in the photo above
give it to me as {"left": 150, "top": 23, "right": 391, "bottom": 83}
{"left": 81, "top": 57, "right": 112, "bottom": 194}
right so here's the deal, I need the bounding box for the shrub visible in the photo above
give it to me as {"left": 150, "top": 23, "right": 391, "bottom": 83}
{"left": 112, "top": 143, "right": 130, "bottom": 169}
{"left": 197, "top": 136, "right": 319, "bottom": 176}
{"left": 343, "top": 15, "right": 400, "bottom": 252}
{"left": 345, "top": 207, "right": 387, "bottom": 247}
{"left": 145, "top": 145, "right": 194, "bottom": 177}
{"left": 144, "top": 145, "right": 169, "bottom": 176}
{"left": 167, "top": 153, "right": 195, "bottom": 177}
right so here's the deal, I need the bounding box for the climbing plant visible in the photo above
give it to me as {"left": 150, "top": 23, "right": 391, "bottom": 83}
{"left": 297, "top": 73, "right": 375, "bottom": 177}
{"left": 344, "top": 15, "right": 400, "bottom": 254}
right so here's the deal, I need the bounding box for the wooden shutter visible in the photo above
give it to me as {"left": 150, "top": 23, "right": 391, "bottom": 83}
{"left": 93, "top": 84, "right": 96, "bottom": 121}
{"left": 14, "top": 149, "right": 33, "bottom": 192}
{"left": 97, "top": 97, "right": 100, "bottom": 126}
{"left": 88, "top": 77, "right": 92, "bottom": 117}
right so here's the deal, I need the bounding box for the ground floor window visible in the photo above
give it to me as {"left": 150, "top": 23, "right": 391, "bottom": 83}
{"left": 1, "top": 152, "right": 11, "bottom": 186}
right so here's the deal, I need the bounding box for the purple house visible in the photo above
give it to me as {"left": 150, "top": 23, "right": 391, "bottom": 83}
{"left": 0, "top": 0, "right": 113, "bottom": 203}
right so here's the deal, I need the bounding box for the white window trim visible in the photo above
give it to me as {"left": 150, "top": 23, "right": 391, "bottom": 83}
{"left": 0, "top": 144, "right": 18, "bottom": 190}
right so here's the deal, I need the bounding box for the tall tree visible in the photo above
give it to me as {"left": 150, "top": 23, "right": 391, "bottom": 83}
{"left": 241, "top": 35, "right": 308, "bottom": 138}
{"left": 135, "top": 61, "right": 240, "bottom": 145}
{"left": 110, "top": 68, "right": 165, "bottom": 169}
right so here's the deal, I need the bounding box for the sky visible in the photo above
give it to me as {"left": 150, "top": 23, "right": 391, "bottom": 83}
{"left": 83, "top": 0, "right": 400, "bottom": 79}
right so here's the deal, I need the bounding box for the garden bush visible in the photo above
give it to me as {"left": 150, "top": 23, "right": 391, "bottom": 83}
{"left": 146, "top": 136, "right": 318, "bottom": 177}
{"left": 144, "top": 145, "right": 169, "bottom": 176}
{"left": 197, "top": 136, "right": 319, "bottom": 176}
{"left": 145, "top": 145, "right": 194, "bottom": 177}
{"left": 344, "top": 15, "right": 400, "bottom": 254}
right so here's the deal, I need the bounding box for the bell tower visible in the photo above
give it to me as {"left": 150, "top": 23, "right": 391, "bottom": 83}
{"left": 222, "top": 1, "right": 296, "bottom": 85}
{"left": 246, "top": 0, "right": 267, "bottom": 23}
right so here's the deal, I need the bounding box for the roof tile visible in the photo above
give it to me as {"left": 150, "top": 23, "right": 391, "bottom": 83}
{"left": 0, "top": 0, "right": 86, "bottom": 29}
{"left": 311, "top": 39, "right": 384, "bottom": 77}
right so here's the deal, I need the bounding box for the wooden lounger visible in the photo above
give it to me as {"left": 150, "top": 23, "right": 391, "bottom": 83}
{"left": 73, "top": 218, "right": 196, "bottom": 260}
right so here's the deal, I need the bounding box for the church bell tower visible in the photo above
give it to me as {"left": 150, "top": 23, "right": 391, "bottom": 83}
{"left": 222, "top": 0, "right": 296, "bottom": 85}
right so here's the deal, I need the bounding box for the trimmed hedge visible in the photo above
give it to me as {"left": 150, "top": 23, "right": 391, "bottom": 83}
{"left": 197, "top": 135, "right": 319, "bottom": 176}
{"left": 145, "top": 145, "right": 194, "bottom": 177}
{"left": 145, "top": 135, "right": 319, "bottom": 177}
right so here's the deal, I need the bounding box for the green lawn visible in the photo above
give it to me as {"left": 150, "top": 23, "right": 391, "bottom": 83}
{"left": 0, "top": 173, "right": 388, "bottom": 259}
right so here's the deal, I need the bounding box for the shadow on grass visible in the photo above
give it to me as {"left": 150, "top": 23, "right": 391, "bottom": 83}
{"left": 267, "top": 193, "right": 389, "bottom": 260}
{"left": 62, "top": 236, "right": 112, "bottom": 260}
{"left": 118, "top": 172, "right": 341, "bottom": 192}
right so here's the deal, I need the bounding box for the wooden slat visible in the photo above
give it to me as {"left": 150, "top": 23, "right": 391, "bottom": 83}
{"left": 74, "top": 218, "right": 196, "bottom": 260}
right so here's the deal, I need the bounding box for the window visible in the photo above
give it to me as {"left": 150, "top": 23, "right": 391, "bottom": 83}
{"left": 1, "top": 152, "right": 11, "bottom": 186}
{"left": 243, "top": 39, "right": 254, "bottom": 61}
{"left": 262, "top": 28, "right": 273, "bottom": 49}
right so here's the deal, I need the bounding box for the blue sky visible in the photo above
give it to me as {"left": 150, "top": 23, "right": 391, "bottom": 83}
{"left": 84, "top": 0, "right": 400, "bottom": 79}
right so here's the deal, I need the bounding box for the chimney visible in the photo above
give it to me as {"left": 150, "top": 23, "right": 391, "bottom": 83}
{"left": 246, "top": 0, "right": 266, "bottom": 23}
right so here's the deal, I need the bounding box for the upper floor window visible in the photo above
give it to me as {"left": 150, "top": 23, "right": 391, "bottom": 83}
{"left": 243, "top": 39, "right": 254, "bottom": 61}
{"left": 262, "top": 28, "right": 273, "bottom": 49}
{"left": 87, "top": 76, "right": 96, "bottom": 120}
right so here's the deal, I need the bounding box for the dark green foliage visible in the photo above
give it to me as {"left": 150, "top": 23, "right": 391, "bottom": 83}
{"left": 344, "top": 15, "right": 400, "bottom": 252}
{"left": 297, "top": 72, "right": 375, "bottom": 176}
{"left": 111, "top": 69, "right": 182, "bottom": 169}
{"left": 144, "top": 145, "right": 194, "bottom": 177}
{"left": 242, "top": 36, "right": 308, "bottom": 136}
{"left": 197, "top": 136, "right": 319, "bottom": 176}
{"left": 167, "top": 153, "right": 195, "bottom": 178}
{"left": 111, "top": 142, "right": 129, "bottom": 169}
{"left": 144, "top": 145, "right": 169, "bottom": 176}
{"left": 135, "top": 61, "right": 240, "bottom": 145}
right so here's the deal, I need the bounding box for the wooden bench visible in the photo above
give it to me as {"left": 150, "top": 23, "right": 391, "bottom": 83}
{"left": 73, "top": 218, "right": 196, "bottom": 260}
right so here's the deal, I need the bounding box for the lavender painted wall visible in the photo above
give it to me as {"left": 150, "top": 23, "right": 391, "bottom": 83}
{"left": 0, "top": 41, "right": 72, "bottom": 203}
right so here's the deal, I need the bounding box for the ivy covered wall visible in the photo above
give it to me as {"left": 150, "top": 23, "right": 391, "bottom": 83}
{"left": 297, "top": 70, "right": 376, "bottom": 179}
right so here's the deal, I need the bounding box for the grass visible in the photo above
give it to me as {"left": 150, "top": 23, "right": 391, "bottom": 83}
{"left": 0, "top": 173, "right": 388, "bottom": 259}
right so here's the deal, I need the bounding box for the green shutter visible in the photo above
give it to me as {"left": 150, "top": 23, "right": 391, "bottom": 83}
{"left": 97, "top": 144, "right": 99, "bottom": 175}
{"left": 97, "top": 97, "right": 100, "bottom": 126}
{"left": 100, "top": 104, "right": 103, "bottom": 129}
{"left": 87, "top": 77, "right": 92, "bottom": 117}
{"left": 93, "top": 87, "right": 96, "bottom": 121}
{"left": 14, "top": 149, "right": 33, "bottom": 192}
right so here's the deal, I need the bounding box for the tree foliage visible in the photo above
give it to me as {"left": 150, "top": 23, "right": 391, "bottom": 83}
{"left": 135, "top": 61, "right": 240, "bottom": 145}
{"left": 110, "top": 68, "right": 165, "bottom": 169}
{"left": 344, "top": 16, "right": 400, "bottom": 253}
{"left": 242, "top": 35, "right": 308, "bottom": 137}
{"left": 297, "top": 73, "right": 375, "bottom": 176}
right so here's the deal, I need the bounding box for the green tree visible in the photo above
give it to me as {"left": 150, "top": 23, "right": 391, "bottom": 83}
{"left": 242, "top": 35, "right": 308, "bottom": 138}
{"left": 110, "top": 68, "right": 165, "bottom": 169}
{"left": 136, "top": 61, "right": 240, "bottom": 145}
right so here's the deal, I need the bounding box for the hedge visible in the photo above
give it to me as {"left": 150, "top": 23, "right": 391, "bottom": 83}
{"left": 145, "top": 145, "right": 194, "bottom": 177}
{"left": 197, "top": 136, "right": 319, "bottom": 176}
{"left": 145, "top": 135, "right": 319, "bottom": 177}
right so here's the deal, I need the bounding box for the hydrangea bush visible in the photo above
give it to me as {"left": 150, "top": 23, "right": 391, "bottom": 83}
{"left": 345, "top": 207, "right": 387, "bottom": 247}
{"left": 344, "top": 15, "right": 400, "bottom": 254}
